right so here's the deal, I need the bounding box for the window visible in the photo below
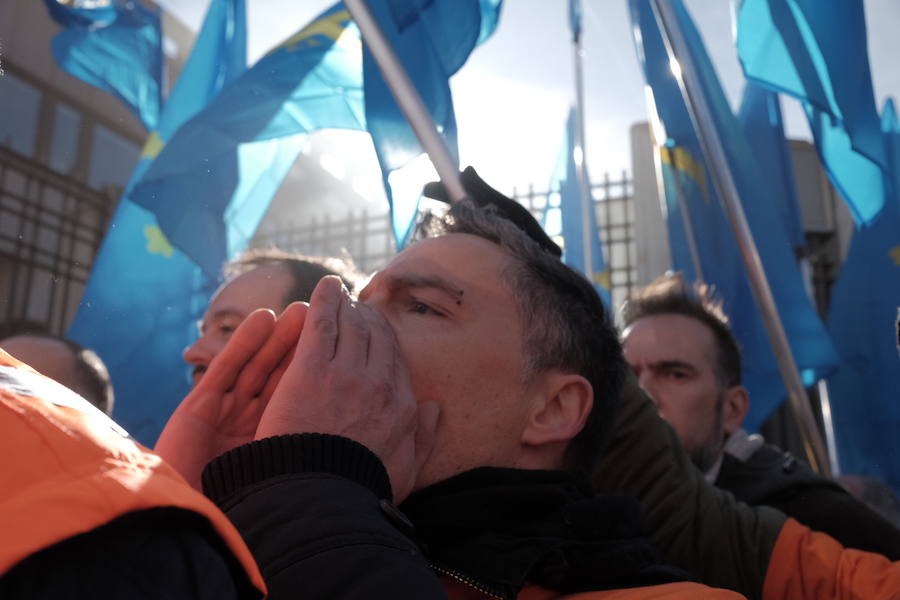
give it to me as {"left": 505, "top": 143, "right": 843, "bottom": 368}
{"left": 0, "top": 74, "right": 42, "bottom": 157}
{"left": 49, "top": 103, "right": 82, "bottom": 174}
{"left": 87, "top": 124, "right": 140, "bottom": 191}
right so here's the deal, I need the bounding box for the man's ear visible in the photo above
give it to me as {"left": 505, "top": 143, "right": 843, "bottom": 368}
{"left": 521, "top": 373, "right": 593, "bottom": 447}
{"left": 722, "top": 385, "right": 750, "bottom": 436}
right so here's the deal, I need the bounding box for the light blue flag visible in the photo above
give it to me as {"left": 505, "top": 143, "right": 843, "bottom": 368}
{"left": 630, "top": 0, "right": 840, "bottom": 431}
{"left": 68, "top": 0, "right": 248, "bottom": 445}
{"left": 362, "top": 0, "right": 504, "bottom": 248}
{"left": 738, "top": 83, "right": 805, "bottom": 251}
{"left": 826, "top": 102, "right": 900, "bottom": 494}
{"left": 42, "top": 0, "right": 162, "bottom": 130}
{"left": 736, "top": 0, "right": 887, "bottom": 225}
{"left": 131, "top": 3, "right": 364, "bottom": 279}
{"left": 547, "top": 108, "right": 611, "bottom": 308}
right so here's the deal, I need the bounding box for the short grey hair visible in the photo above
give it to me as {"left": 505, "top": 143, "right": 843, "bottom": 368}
{"left": 416, "top": 201, "right": 626, "bottom": 475}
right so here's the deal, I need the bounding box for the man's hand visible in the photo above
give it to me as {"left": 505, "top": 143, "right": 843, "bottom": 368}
{"left": 155, "top": 303, "right": 307, "bottom": 489}
{"left": 256, "top": 276, "right": 440, "bottom": 503}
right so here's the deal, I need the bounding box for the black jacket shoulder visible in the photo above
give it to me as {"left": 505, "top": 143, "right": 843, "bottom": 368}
{"left": 203, "top": 433, "right": 448, "bottom": 599}
{"left": 717, "top": 444, "right": 900, "bottom": 559}
{"left": 0, "top": 507, "right": 258, "bottom": 600}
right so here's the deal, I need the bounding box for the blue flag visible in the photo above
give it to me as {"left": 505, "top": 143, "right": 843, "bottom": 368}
{"left": 736, "top": 0, "right": 887, "bottom": 225}
{"left": 362, "top": 0, "right": 504, "bottom": 247}
{"left": 131, "top": 3, "right": 363, "bottom": 279}
{"left": 68, "top": 0, "right": 248, "bottom": 445}
{"left": 738, "top": 83, "right": 805, "bottom": 251}
{"left": 43, "top": 0, "right": 163, "bottom": 131}
{"left": 630, "top": 0, "right": 840, "bottom": 431}
{"left": 826, "top": 101, "right": 900, "bottom": 493}
{"left": 547, "top": 108, "right": 611, "bottom": 307}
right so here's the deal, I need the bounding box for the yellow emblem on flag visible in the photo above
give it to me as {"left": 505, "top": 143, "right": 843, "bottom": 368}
{"left": 270, "top": 10, "right": 356, "bottom": 55}
{"left": 144, "top": 225, "right": 174, "bottom": 258}
{"left": 140, "top": 132, "right": 164, "bottom": 161}
{"left": 659, "top": 145, "right": 710, "bottom": 204}
{"left": 593, "top": 269, "right": 612, "bottom": 291}
{"left": 889, "top": 244, "right": 900, "bottom": 266}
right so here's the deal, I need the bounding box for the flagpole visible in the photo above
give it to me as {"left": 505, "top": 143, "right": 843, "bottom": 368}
{"left": 650, "top": 0, "right": 831, "bottom": 476}
{"left": 343, "top": 0, "right": 468, "bottom": 203}
{"left": 571, "top": 2, "right": 595, "bottom": 279}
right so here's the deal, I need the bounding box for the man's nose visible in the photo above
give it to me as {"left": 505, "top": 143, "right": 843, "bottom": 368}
{"left": 635, "top": 370, "right": 660, "bottom": 407}
{"left": 182, "top": 335, "right": 214, "bottom": 368}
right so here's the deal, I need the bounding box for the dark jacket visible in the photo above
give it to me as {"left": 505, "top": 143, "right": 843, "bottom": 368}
{"left": 716, "top": 442, "right": 900, "bottom": 560}
{"left": 0, "top": 508, "right": 259, "bottom": 600}
{"left": 200, "top": 434, "right": 691, "bottom": 600}
{"left": 202, "top": 433, "right": 447, "bottom": 599}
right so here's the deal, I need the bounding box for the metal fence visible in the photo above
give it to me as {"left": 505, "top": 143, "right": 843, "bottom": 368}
{"left": 253, "top": 171, "right": 637, "bottom": 309}
{"left": 0, "top": 146, "right": 116, "bottom": 334}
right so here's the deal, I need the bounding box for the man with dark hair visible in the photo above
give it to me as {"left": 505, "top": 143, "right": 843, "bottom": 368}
{"left": 182, "top": 248, "right": 360, "bottom": 386}
{"left": 158, "top": 248, "right": 360, "bottom": 487}
{"left": 163, "top": 187, "right": 899, "bottom": 598}
{"left": 620, "top": 272, "right": 900, "bottom": 559}
{"left": 0, "top": 322, "right": 114, "bottom": 415}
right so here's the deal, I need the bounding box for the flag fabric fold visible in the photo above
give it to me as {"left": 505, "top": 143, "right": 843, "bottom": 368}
{"left": 547, "top": 108, "right": 611, "bottom": 307}
{"left": 131, "top": 3, "right": 364, "bottom": 279}
{"left": 736, "top": 0, "right": 887, "bottom": 225}
{"left": 629, "top": 0, "right": 840, "bottom": 431}
{"left": 361, "top": 0, "right": 503, "bottom": 247}
{"left": 825, "top": 99, "right": 900, "bottom": 493}
{"left": 68, "top": 0, "right": 249, "bottom": 444}
{"left": 42, "top": 0, "right": 163, "bottom": 130}
{"left": 738, "top": 83, "right": 806, "bottom": 251}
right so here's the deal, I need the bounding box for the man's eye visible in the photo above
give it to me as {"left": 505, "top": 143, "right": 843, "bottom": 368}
{"left": 408, "top": 300, "right": 442, "bottom": 316}
{"left": 218, "top": 324, "right": 237, "bottom": 336}
{"left": 666, "top": 370, "right": 688, "bottom": 380}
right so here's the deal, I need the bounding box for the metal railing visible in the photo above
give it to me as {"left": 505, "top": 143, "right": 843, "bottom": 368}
{"left": 253, "top": 172, "right": 638, "bottom": 309}
{"left": 0, "top": 146, "right": 116, "bottom": 334}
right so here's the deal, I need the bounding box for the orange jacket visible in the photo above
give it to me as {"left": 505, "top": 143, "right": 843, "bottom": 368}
{"left": 442, "top": 576, "right": 745, "bottom": 599}
{"left": 0, "top": 349, "right": 265, "bottom": 597}
{"left": 762, "top": 517, "right": 900, "bottom": 600}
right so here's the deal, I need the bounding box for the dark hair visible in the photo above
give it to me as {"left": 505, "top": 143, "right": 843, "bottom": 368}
{"left": 0, "top": 321, "right": 114, "bottom": 415}
{"left": 64, "top": 339, "right": 114, "bottom": 415}
{"left": 224, "top": 248, "right": 363, "bottom": 304}
{"left": 416, "top": 201, "right": 627, "bottom": 476}
{"left": 621, "top": 273, "right": 742, "bottom": 388}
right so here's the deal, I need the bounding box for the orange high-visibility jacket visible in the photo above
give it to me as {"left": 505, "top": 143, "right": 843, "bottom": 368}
{"left": 0, "top": 349, "right": 265, "bottom": 597}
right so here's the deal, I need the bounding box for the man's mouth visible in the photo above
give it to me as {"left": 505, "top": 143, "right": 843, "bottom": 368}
{"left": 191, "top": 366, "right": 207, "bottom": 386}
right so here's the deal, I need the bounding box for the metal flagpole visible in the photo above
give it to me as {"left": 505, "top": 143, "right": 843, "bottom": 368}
{"left": 571, "top": 1, "right": 595, "bottom": 280}
{"left": 343, "top": 0, "right": 468, "bottom": 204}
{"left": 650, "top": 0, "right": 831, "bottom": 476}
{"left": 817, "top": 379, "right": 841, "bottom": 476}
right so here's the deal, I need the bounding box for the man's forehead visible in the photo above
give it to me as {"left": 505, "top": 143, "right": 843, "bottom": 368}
{"left": 367, "top": 234, "right": 514, "bottom": 299}
{"left": 387, "top": 233, "right": 508, "bottom": 270}
{"left": 624, "top": 314, "right": 717, "bottom": 364}
{"left": 205, "top": 264, "right": 293, "bottom": 319}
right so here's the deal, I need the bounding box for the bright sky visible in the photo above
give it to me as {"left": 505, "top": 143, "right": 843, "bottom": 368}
{"left": 156, "top": 0, "right": 900, "bottom": 197}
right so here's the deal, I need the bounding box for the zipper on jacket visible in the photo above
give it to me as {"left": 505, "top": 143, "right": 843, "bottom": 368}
{"left": 429, "top": 562, "right": 509, "bottom": 599}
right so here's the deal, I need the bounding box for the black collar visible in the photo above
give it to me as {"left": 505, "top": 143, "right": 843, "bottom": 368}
{"left": 400, "top": 467, "right": 687, "bottom": 598}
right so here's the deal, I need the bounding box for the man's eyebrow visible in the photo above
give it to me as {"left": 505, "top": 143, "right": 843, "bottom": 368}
{"left": 388, "top": 273, "right": 465, "bottom": 302}
{"left": 199, "top": 308, "right": 246, "bottom": 331}
{"left": 651, "top": 359, "right": 697, "bottom": 371}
